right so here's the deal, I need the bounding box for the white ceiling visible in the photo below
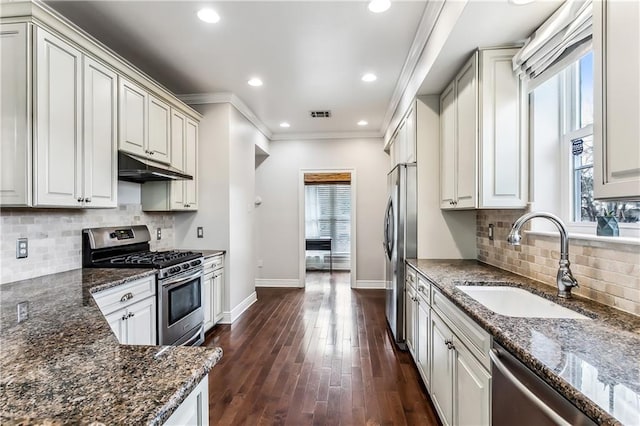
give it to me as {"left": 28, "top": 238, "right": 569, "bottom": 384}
{"left": 46, "top": 0, "right": 428, "bottom": 138}
{"left": 46, "top": 0, "right": 562, "bottom": 140}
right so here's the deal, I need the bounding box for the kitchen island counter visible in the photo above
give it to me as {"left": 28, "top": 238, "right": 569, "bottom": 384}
{"left": 0, "top": 268, "right": 223, "bottom": 425}
{"left": 407, "top": 259, "right": 640, "bottom": 426}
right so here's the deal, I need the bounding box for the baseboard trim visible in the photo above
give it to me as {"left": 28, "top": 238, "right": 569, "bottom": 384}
{"left": 218, "top": 291, "right": 258, "bottom": 324}
{"left": 255, "top": 278, "right": 302, "bottom": 288}
{"left": 355, "top": 280, "right": 385, "bottom": 289}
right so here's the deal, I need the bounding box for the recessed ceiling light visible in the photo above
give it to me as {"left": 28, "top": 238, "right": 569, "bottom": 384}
{"left": 361, "top": 73, "right": 377, "bottom": 82}
{"left": 357, "top": 120, "right": 368, "bottom": 126}
{"left": 197, "top": 8, "right": 220, "bottom": 23}
{"left": 368, "top": 0, "right": 391, "bottom": 13}
{"left": 280, "top": 122, "right": 290, "bottom": 128}
{"left": 248, "top": 78, "right": 263, "bottom": 87}
{"left": 508, "top": 0, "right": 535, "bottom": 4}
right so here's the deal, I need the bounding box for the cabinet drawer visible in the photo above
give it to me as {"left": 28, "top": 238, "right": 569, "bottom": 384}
{"left": 432, "top": 287, "right": 491, "bottom": 369}
{"left": 204, "top": 254, "right": 223, "bottom": 272}
{"left": 406, "top": 265, "right": 417, "bottom": 289}
{"left": 93, "top": 275, "right": 156, "bottom": 315}
{"left": 416, "top": 275, "right": 431, "bottom": 305}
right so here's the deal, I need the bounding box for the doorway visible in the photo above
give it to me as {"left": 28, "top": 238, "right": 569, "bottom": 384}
{"left": 299, "top": 170, "right": 356, "bottom": 288}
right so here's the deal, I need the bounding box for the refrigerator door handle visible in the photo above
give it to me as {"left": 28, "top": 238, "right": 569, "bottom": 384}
{"left": 383, "top": 196, "right": 394, "bottom": 260}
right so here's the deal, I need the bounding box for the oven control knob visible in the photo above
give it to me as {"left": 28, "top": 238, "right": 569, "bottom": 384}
{"left": 109, "top": 232, "right": 117, "bottom": 239}
{"left": 182, "top": 264, "right": 190, "bottom": 270}
{"left": 191, "top": 260, "right": 202, "bottom": 267}
{"left": 170, "top": 267, "right": 181, "bottom": 274}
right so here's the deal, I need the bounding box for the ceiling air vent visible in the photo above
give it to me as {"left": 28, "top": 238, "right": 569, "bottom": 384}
{"left": 310, "top": 110, "right": 332, "bottom": 118}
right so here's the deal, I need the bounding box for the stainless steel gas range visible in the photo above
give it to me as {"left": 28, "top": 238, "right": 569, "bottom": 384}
{"left": 82, "top": 225, "right": 205, "bottom": 346}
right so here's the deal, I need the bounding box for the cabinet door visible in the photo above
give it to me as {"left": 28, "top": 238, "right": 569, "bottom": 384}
{"left": 184, "top": 119, "right": 199, "bottom": 209}
{"left": 454, "top": 337, "right": 491, "bottom": 426}
{"left": 125, "top": 296, "right": 156, "bottom": 345}
{"left": 170, "top": 110, "right": 186, "bottom": 210}
{"left": 430, "top": 311, "right": 454, "bottom": 426}
{"left": 416, "top": 298, "right": 430, "bottom": 389}
{"left": 147, "top": 94, "right": 171, "bottom": 164}
{"left": 0, "top": 23, "right": 31, "bottom": 206}
{"left": 593, "top": 0, "right": 640, "bottom": 199}
{"left": 213, "top": 269, "right": 224, "bottom": 324}
{"left": 119, "top": 78, "right": 147, "bottom": 157}
{"left": 405, "top": 285, "right": 416, "bottom": 358}
{"left": 83, "top": 56, "right": 117, "bottom": 208}
{"left": 104, "top": 309, "right": 127, "bottom": 344}
{"left": 34, "top": 28, "right": 82, "bottom": 207}
{"left": 203, "top": 272, "right": 214, "bottom": 332}
{"left": 478, "top": 48, "right": 526, "bottom": 208}
{"left": 164, "top": 376, "right": 209, "bottom": 426}
{"left": 455, "top": 53, "right": 478, "bottom": 209}
{"left": 440, "top": 81, "right": 456, "bottom": 209}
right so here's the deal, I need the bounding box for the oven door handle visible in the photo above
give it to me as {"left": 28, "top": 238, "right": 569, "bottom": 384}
{"left": 162, "top": 269, "right": 203, "bottom": 289}
{"left": 182, "top": 325, "right": 204, "bottom": 346}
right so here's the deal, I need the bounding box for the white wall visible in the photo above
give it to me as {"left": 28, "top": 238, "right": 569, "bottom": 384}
{"left": 174, "top": 103, "right": 266, "bottom": 320}
{"left": 416, "top": 96, "right": 477, "bottom": 259}
{"left": 254, "top": 137, "right": 389, "bottom": 283}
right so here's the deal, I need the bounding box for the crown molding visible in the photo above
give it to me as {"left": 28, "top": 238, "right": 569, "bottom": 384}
{"left": 178, "top": 92, "right": 273, "bottom": 140}
{"left": 270, "top": 131, "right": 383, "bottom": 141}
{"left": 380, "top": 0, "right": 447, "bottom": 148}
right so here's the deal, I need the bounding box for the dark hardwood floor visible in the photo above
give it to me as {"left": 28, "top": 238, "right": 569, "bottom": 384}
{"left": 204, "top": 272, "right": 439, "bottom": 425}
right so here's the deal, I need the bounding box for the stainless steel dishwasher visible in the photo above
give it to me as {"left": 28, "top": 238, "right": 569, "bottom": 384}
{"left": 491, "top": 343, "right": 596, "bottom": 426}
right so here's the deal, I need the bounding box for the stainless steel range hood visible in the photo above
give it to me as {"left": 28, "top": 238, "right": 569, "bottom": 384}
{"left": 118, "top": 151, "right": 193, "bottom": 183}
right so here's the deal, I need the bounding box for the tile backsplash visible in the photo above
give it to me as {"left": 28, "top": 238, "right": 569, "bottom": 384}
{"left": 0, "top": 205, "right": 174, "bottom": 284}
{"left": 477, "top": 210, "right": 640, "bottom": 316}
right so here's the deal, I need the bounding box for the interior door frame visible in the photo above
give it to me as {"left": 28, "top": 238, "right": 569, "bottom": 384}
{"left": 298, "top": 168, "right": 357, "bottom": 289}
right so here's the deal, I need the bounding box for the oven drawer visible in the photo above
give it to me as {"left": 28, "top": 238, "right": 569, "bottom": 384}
{"left": 93, "top": 275, "right": 156, "bottom": 315}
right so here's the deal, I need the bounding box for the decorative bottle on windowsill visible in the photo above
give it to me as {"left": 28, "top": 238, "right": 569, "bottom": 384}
{"left": 596, "top": 211, "right": 619, "bottom": 237}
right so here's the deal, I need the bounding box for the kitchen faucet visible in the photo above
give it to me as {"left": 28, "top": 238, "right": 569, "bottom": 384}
{"left": 507, "top": 211, "right": 578, "bottom": 298}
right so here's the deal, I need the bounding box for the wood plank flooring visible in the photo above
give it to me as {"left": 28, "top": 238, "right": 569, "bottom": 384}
{"left": 204, "top": 272, "right": 439, "bottom": 426}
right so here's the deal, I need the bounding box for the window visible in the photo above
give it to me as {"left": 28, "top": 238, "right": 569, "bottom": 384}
{"left": 305, "top": 184, "right": 351, "bottom": 270}
{"left": 530, "top": 50, "right": 640, "bottom": 238}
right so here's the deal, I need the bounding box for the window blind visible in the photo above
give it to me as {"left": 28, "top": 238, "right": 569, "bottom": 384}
{"left": 305, "top": 184, "right": 351, "bottom": 268}
{"left": 513, "top": 0, "right": 592, "bottom": 84}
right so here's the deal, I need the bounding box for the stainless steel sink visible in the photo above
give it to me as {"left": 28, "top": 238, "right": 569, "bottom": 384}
{"left": 456, "top": 286, "right": 589, "bottom": 319}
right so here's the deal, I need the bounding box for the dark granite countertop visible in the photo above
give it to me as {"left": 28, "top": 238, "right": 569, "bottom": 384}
{"left": 0, "top": 268, "right": 223, "bottom": 425}
{"left": 407, "top": 259, "right": 640, "bottom": 426}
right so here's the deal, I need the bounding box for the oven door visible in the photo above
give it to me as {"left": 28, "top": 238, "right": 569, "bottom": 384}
{"left": 159, "top": 267, "right": 204, "bottom": 345}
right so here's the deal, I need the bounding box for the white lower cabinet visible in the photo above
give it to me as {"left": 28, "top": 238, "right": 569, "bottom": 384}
{"left": 93, "top": 276, "right": 157, "bottom": 346}
{"left": 165, "top": 375, "right": 209, "bottom": 426}
{"left": 203, "top": 254, "right": 224, "bottom": 332}
{"left": 406, "top": 265, "right": 492, "bottom": 426}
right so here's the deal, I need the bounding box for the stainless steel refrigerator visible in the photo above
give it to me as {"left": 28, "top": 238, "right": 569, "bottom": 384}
{"left": 383, "top": 163, "right": 417, "bottom": 350}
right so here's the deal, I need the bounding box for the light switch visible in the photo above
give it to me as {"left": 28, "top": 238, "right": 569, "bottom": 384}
{"left": 197, "top": 227, "right": 204, "bottom": 238}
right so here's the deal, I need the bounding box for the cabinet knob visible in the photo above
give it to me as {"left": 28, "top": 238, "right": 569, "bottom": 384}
{"left": 149, "top": 151, "right": 155, "bottom": 155}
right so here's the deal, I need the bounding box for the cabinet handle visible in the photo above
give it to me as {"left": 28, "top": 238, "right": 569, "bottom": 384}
{"left": 77, "top": 197, "right": 84, "bottom": 203}
{"left": 184, "top": 204, "right": 190, "bottom": 208}
{"left": 85, "top": 198, "right": 91, "bottom": 203}
{"left": 144, "top": 150, "right": 150, "bottom": 154}
{"left": 122, "top": 314, "right": 128, "bottom": 321}
{"left": 445, "top": 340, "right": 455, "bottom": 350}
{"left": 418, "top": 284, "right": 426, "bottom": 293}
{"left": 128, "top": 312, "right": 135, "bottom": 318}
{"left": 149, "top": 151, "right": 155, "bottom": 155}
{"left": 120, "top": 292, "right": 134, "bottom": 303}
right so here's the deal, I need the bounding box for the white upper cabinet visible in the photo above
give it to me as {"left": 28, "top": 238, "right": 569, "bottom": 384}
{"left": 83, "top": 56, "right": 117, "bottom": 208}
{"left": 0, "top": 23, "right": 31, "bottom": 207}
{"left": 389, "top": 103, "right": 417, "bottom": 169}
{"left": 593, "top": 0, "right": 640, "bottom": 200}
{"left": 440, "top": 48, "right": 526, "bottom": 210}
{"left": 119, "top": 78, "right": 147, "bottom": 158}
{"left": 147, "top": 94, "right": 171, "bottom": 164}
{"left": 141, "top": 110, "right": 198, "bottom": 211}
{"left": 34, "top": 27, "right": 83, "bottom": 207}
{"left": 119, "top": 78, "right": 172, "bottom": 165}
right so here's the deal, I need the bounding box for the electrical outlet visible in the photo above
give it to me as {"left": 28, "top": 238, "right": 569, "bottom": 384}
{"left": 197, "top": 227, "right": 204, "bottom": 238}
{"left": 17, "top": 301, "right": 29, "bottom": 323}
{"left": 488, "top": 224, "right": 494, "bottom": 241}
{"left": 156, "top": 228, "right": 162, "bottom": 240}
{"left": 16, "top": 238, "right": 28, "bottom": 259}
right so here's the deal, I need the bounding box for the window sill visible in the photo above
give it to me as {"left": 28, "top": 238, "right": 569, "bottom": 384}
{"left": 525, "top": 230, "right": 640, "bottom": 246}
